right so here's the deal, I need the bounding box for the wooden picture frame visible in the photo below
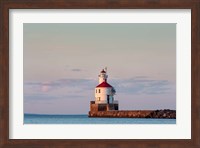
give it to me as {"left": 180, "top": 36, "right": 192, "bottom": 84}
{"left": 0, "top": 0, "right": 199, "bottom": 147}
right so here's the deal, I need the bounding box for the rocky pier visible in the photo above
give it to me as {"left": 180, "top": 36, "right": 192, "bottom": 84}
{"left": 88, "top": 109, "right": 176, "bottom": 119}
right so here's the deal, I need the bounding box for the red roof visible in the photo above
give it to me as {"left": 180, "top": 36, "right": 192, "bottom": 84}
{"left": 96, "top": 81, "right": 112, "bottom": 88}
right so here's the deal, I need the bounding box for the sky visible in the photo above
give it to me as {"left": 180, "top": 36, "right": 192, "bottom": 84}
{"left": 24, "top": 23, "right": 176, "bottom": 114}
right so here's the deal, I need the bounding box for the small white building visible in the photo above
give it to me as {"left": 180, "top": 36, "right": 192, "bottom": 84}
{"left": 89, "top": 68, "right": 119, "bottom": 112}
{"left": 95, "top": 69, "right": 117, "bottom": 104}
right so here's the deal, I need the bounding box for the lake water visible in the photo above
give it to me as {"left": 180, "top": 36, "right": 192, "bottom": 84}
{"left": 24, "top": 114, "right": 176, "bottom": 124}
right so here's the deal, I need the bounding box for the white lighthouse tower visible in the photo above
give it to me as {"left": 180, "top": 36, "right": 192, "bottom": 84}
{"left": 98, "top": 69, "right": 108, "bottom": 84}
{"left": 90, "top": 68, "right": 118, "bottom": 111}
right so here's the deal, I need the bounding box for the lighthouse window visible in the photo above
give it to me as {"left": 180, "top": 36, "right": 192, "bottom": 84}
{"left": 96, "top": 89, "right": 97, "bottom": 93}
{"left": 99, "top": 89, "right": 101, "bottom": 93}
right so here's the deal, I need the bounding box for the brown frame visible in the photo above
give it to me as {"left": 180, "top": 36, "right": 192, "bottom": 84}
{"left": 0, "top": 0, "right": 199, "bottom": 147}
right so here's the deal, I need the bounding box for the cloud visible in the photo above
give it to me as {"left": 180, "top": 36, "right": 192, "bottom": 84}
{"left": 24, "top": 76, "right": 176, "bottom": 114}
{"left": 64, "top": 65, "right": 83, "bottom": 72}
{"left": 24, "top": 77, "right": 175, "bottom": 101}
{"left": 24, "top": 94, "right": 56, "bottom": 101}
{"left": 24, "top": 92, "right": 87, "bottom": 103}
{"left": 71, "top": 68, "right": 82, "bottom": 72}
{"left": 110, "top": 78, "right": 175, "bottom": 95}
{"left": 24, "top": 78, "right": 97, "bottom": 93}
{"left": 25, "top": 81, "right": 57, "bottom": 93}
{"left": 41, "top": 82, "right": 51, "bottom": 92}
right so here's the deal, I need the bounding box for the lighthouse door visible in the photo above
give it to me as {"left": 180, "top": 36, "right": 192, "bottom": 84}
{"left": 107, "top": 95, "right": 110, "bottom": 104}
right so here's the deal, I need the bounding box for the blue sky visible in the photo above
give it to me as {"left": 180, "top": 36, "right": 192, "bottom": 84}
{"left": 24, "top": 23, "right": 176, "bottom": 114}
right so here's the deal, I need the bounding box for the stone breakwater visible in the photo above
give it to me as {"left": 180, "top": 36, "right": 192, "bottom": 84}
{"left": 88, "top": 109, "right": 176, "bottom": 119}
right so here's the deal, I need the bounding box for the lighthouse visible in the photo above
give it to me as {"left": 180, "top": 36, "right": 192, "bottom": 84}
{"left": 95, "top": 69, "right": 116, "bottom": 104}
{"left": 89, "top": 68, "right": 118, "bottom": 112}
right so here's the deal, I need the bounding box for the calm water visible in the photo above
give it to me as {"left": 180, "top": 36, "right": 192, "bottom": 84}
{"left": 24, "top": 114, "right": 176, "bottom": 124}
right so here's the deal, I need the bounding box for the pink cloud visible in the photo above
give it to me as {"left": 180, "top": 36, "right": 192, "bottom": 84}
{"left": 41, "top": 82, "right": 51, "bottom": 92}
